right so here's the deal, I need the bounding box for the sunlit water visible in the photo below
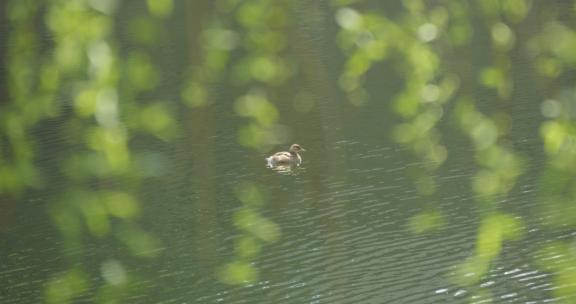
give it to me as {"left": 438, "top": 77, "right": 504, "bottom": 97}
{"left": 1, "top": 127, "right": 562, "bottom": 303}
{"left": 119, "top": 137, "right": 561, "bottom": 303}
{"left": 176, "top": 140, "right": 554, "bottom": 303}
{"left": 0, "top": 117, "right": 568, "bottom": 304}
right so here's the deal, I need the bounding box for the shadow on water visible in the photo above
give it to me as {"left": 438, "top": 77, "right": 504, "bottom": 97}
{"left": 2, "top": 0, "right": 576, "bottom": 303}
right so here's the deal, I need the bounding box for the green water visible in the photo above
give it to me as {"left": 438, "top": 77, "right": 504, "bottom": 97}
{"left": 2, "top": 1, "right": 576, "bottom": 303}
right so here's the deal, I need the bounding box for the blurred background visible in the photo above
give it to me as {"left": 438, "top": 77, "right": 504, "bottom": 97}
{"left": 2, "top": 0, "right": 576, "bottom": 303}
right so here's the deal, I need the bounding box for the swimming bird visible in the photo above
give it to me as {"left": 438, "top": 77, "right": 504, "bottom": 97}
{"left": 266, "top": 144, "right": 306, "bottom": 168}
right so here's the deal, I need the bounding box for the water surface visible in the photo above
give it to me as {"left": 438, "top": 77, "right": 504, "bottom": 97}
{"left": 1, "top": 1, "right": 576, "bottom": 303}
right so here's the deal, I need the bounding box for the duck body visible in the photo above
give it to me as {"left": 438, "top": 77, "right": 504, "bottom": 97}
{"left": 266, "top": 144, "right": 305, "bottom": 168}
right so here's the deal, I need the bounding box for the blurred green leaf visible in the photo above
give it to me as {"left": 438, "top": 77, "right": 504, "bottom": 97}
{"left": 103, "top": 192, "right": 140, "bottom": 219}
{"left": 409, "top": 210, "right": 445, "bottom": 233}
{"left": 44, "top": 267, "right": 88, "bottom": 304}
{"left": 147, "top": 0, "right": 173, "bottom": 18}
{"left": 218, "top": 261, "right": 258, "bottom": 285}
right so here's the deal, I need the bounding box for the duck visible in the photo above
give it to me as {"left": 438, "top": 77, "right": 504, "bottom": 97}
{"left": 266, "top": 144, "right": 306, "bottom": 167}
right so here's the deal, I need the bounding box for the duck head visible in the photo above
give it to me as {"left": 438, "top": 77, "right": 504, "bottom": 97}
{"left": 289, "top": 144, "right": 305, "bottom": 154}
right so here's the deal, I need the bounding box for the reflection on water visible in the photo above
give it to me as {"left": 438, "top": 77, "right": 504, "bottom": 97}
{"left": 2, "top": 0, "right": 576, "bottom": 303}
{"left": 267, "top": 165, "right": 304, "bottom": 176}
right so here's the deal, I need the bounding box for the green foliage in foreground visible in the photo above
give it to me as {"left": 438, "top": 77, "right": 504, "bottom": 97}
{"left": 2, "top": 0, "right": 576, "bottom": 302}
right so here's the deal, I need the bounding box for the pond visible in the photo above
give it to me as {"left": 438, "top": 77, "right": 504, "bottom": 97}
{"left": 2, "top": 0, "right": 576, "bottom": 303}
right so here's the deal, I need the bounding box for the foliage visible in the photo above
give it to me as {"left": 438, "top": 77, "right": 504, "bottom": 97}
{"left": 3, "top": 0, "right": 173, "bottom": 302}
{"left": 332, "top": 0, "right": 576, "bottom": 301}
{"left": 3, "top": 0, "right": 576, "bottom": 302}
{"left": 184, "top": 0, "right": 289, "bottom": 285}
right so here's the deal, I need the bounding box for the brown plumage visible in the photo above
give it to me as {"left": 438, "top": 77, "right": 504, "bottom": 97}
{"left": 266, "top": 144, "right": 306, "bottom": 167}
